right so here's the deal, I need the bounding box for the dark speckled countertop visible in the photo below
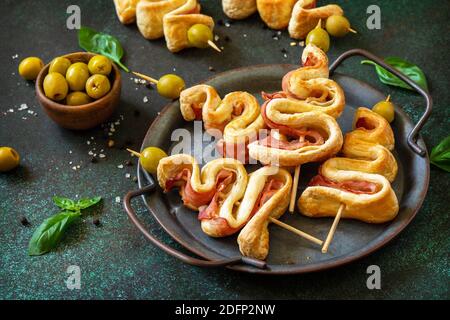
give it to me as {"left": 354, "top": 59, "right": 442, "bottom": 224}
{"left": 0, "top": 0, "right": 449, "bottom": 300}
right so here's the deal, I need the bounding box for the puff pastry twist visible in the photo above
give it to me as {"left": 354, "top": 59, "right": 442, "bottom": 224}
{"left": 114, "top": 0, "right": 214, "bottom": 52}
{"left": 157, "top": 155, "right": 292, "bottom": 241}
{"left": 238, "top": 166, "right": 292, "bottom": 260}
{"left": 179, "top": 84, "right": 265, "bottom": 162}
{"left": 298, "top": 108, "right": 399, "bottom": 223}
{"left": 288, "top": 0, "right": 343, "bottom": 39}
{"left": 248, "top": 44, "right": 345, "bottom": 167}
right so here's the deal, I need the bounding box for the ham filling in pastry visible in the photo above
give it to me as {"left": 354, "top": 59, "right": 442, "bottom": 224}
{"left": 298, "top": 108, "right": 399, "bottom": 224}
{"left": 180, "top": 85, "right": 265, "bottom": 163}
{"left": 248, "top": 44, "right": 344, "bottom": 166}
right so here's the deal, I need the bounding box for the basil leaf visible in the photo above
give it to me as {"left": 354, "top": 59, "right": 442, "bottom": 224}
{"left": 430, "top": 136, "right": 450, "bottom": 172}
{"left": 53, "top": 196, "right": 78, "bottom": 211}
{"left": 78, "top": 26, "right": 129, "bottom": 72}
{"left": 361, "top": 57, "right": 428, "bottom": 91}
{"left": 76, "top": 196, "right": 102, "bottom": 210}
{"left": 28, "top": 211, "right": 81, "bottom": 256}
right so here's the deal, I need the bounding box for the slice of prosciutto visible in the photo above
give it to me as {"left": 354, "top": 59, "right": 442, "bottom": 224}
{"left": 308, "top": 174, "right": 378, "bottom": 194}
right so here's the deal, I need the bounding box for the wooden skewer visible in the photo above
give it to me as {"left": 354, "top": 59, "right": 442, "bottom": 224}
{"left": 386, "top": 94, "right": 391, "bottom": 102}
{"left": 289, "top": 165, "right": 301, "bottom": 213}
{"left": 126, "top": 148, "right": 142, "bottom": 158}
{"left": 348, "top": 27, "right": 357, "bottom": 34}
{"left": 269, "top": 217, "right": 323, "bottom": 246}
{"left": 207, "top": 40, "right": 222, "bottom": 53}
{"left": 321, "top": 203, "right": 345, "bottom": 253}
{"left": 132, "top": 71, "right": 159, "bottom": 84}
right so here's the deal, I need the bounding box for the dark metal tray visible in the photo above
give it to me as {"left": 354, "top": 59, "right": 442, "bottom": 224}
{"left": 124, "top": 49, "right": 432, "bottom": 274}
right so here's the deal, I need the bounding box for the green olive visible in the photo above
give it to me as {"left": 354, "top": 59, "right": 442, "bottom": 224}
{"left": 326, "top": 15, "right": 351, "bottom": 37}
{"left": 66, "top": 91, "right": 92, "bottom": 106}
{"left": 88, "top": 55, "right": 112, "bottom": 76}
{"left": 85, "top": 74, "right": 111, "bottom": 99}
{"left": 43, "top": 72, "right": 69, "bottom": 101}
{"left": 66, "top": 62, "right": 90, "bottom": 91}
{"left": 0, "top": 147, "right": 20, "bottom": 172}
{"left": 139, "top": 147, "right": 168, "bottom": 174}
{"left": 157, "top": 74, "right": 185, "bottom": 99}
{"left": 187, "top": 24, "right": 213, "bottom": 48}
{"left": 373, "top": 97, "right": 395, "bottom": 123}
{"left": 49, "top": 57, "right": 71, "bottom": 75}
{"left": 18, "top": 57, "right": 44, "bottom": 80}
{"left": 306, "top": 20, "right": 330, "bottom": 52}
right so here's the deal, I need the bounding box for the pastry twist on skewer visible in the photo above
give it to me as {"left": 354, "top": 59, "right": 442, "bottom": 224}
{"left": 238, "top": 166, "right": 292, "bottom": 260}
{"left": 298, "top": 108, "right": 399, "bottom": 223}
{"left": 288, "top": 0, "right": 343, "bottom": 39}
{"left": 248, "top": 44, "right": 345, "bottom": 167}
{"left": 180, "top": 85, "right": 265, "bottom": 162}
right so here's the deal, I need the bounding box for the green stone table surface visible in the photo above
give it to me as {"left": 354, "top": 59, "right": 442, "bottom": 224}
{"left": 1, "top": 0, "right": 449, "bottom": 300}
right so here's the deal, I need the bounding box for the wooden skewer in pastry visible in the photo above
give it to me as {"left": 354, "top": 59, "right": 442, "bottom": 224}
{"left": 321, "top": 203, "right": 345, "bottom": 253}
{"left": 269, "top": 216, "right": 323, "bottom": 246}
{"left": 289, "top": 165, "right": 301, "bottom": 213}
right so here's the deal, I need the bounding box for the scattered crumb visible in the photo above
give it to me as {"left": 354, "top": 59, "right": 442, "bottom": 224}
{"left": 125, "top": 173, "right": 131, "bottom": 179}
{"left": 117, "top": 164, "right": 124, "bottom": 169}
{"left": 115, "top": 196, "right": 121, "bottom": 203}
{"left": 290, "top": 42, "right": 297, "bottom": 46}
{"left": 108, "top": 140, "right": 115, "bottom": 148}
{"left": 143, "top": 96, "right": 149, "bottom": 103}
{"left": 99, "top": 153, "right": 106, "bottom": 158}
{"left": 299, "top": 41, "right": 305, "bottom": 47}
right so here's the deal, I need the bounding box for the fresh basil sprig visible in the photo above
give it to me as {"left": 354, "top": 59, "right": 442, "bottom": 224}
{"left": 361, "top": 57, "right": 428, "bottom": 91}
{"left": 29, "top": 196, "right": 102, "bottom": 256}
{"left": 28, "top": 211, "right": 81, "bottom": 256}
{"left": 78, "top": 26, "right": 129, "bottom": 72}
{"left": 430, "top": 136, "right": 450, "bottom": 172}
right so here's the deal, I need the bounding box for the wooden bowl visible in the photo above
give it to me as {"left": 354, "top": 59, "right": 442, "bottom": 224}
{"left": 36, "top": 52, "right": 121, "bottom": 130}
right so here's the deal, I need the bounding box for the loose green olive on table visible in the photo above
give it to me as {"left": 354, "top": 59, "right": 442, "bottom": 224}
{"left": 0, "top": 147, "right": 20, "bottom": 172}
{"left": 18, "top": 57, "right": 44, "bottom": 80}
{"left": 127, "top": 147, "right": 168, "bottom": 175}
{"left": 372, "top": 95, "right": 395, "bottom": 123}
{"left": 306, "top": 20, "right": 330, "bottom": 52}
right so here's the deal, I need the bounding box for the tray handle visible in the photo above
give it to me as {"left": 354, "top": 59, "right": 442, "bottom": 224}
{"left": 123, "top": 183, "right": 267, "bottom": 269}
{"left": 329, "top": 48, "right": 432, "bottom": 157}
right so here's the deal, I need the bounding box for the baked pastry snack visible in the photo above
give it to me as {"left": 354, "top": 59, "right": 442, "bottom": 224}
{"left": 114, "top": 0, "right": 215, "bottom": 52}
{"left": 238, "top": 166, "right": 292, "bottom": 260}
{"left": 257, "top": 0, "right": 298, "bottom": 30}
{"left": 114, "top": 0, "right": 140, "bottom": 25}
{"left": 298, "top": 108, "right": 399, "bottom": 223}
{"left": 157, "top": 154, "right": 249, "bottom": 237}
{"left": 248, "top": 44, "right": 345, "bottom": 166}
{"left": 136, "top": 0, "right": 187, "bottom": 40}
{"left": 222, "top": 0, "right": 257, "bottom": 20}
{"left": 163, "top": 0, "right": 214, "bottom": 52}
{"left": 288, "top": 0, "right": 343, "bottom": 39}
{"left": 179, "top": 85, "right": 265, "bottom": 162}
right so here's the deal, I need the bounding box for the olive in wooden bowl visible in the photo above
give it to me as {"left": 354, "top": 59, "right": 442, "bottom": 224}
{"left": 36, "top": 52, "right": 121, "bottom": 130}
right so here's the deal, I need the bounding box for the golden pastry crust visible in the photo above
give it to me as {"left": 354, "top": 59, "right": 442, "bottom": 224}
{"left": 288, "top": 0, "right": 343, "bottom": 39}
{"left": 298, "top": 108, "right": 399, "bottom": 223}
{"left": 248, "top": 45, "right": 345, "bottom": 166}
{"left": 179, "top": 85, "right": 265, "bottom": 162}
{"left": 238, "top": 167, "right": 292, "bottom": 260}
{"left": 163, "top": 0, "right": 214, "bottom": 52}
{"left": 257, "top": 0, "right": 298, "bottom": 30}
{"left": 114, "top": 0, "right": 140, "bottom": 25}
{"left": 222, "top": 0, "right": 257, "bottom": 20}
{"left": 158, "top": 154, "right": 252, "bottom": 237}
{"left": 136, "top": 0, "right": 187, "bottom": 40}
{"left": 248, "top": 111, "right": 343, "bottom": 166}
